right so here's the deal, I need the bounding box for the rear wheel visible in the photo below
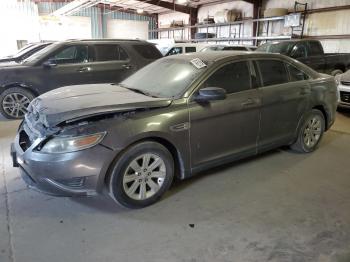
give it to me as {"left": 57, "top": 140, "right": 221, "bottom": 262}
{"left": 291, "top": 109, "right": 325, "bottom": 153}
{"left": 108, "top": 141, "right": 174, "bottom": 208}
{"left": 0, "top": 87, "right": 34, "bottom": 119}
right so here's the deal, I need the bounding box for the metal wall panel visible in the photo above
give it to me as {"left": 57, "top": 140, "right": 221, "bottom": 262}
{"left": 104, "top": 11, "right": 156, "bottom": 39}
{"left": 262, "top": 0, "right": 350, "bottom": 52}
{"left": 36, "top": 2, "right": 156, "bottom": 39}
{"left": 37, "top": 2, "right": 103, "bottom": 38}
{"left": 0, "top": 1, "right": 40, "bottom": 56}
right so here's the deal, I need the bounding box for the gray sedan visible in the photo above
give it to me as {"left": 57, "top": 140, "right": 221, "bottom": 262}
{"left": 12, "top": 52, "right": 337, "bottom": 208}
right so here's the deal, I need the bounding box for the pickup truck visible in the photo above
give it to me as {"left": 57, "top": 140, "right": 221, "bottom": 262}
{"left": 256, "top": 39, "right": 350, "bottom": 76}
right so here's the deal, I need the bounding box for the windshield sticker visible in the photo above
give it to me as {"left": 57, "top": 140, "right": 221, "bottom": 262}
{"left": 190, "top": 58, "right": 207, "bottom": 69}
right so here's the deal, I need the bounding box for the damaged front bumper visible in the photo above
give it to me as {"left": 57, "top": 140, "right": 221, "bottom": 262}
{"left": 11, "top": 131, "right": 116, "bottom": 197}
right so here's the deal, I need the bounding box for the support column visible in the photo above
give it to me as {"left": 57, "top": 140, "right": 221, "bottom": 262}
{"left": 252, "top": 0, "right": 262, "bottom": 46}
{"left": 190, "top": 8, "right": 198, "bottom": 41}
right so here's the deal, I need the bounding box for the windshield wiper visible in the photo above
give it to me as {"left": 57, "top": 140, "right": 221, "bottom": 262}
{"left": 118, "top": 84, "right": 158, "bottom": 98}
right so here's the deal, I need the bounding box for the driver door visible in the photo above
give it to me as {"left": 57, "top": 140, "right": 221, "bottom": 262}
{"left": 39, "top": 44, "right": 94, "bottom": 93}
{"left": 188, "top": 60, "right": 261, "bottom": 170}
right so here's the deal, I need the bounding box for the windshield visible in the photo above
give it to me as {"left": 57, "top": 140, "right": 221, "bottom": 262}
{"left": 15, "top": 44, "right": 39, "bottom": 57}
{"left": 121, "top": 57, "right": 208, "bottom": 98}
{"left": 22, "top": 43, "right": 58, "bottom": 64}
{"left": 257, "top": 42, "right": 294, "bottom": 54}
{"left": 2, "top": 44, "right": 34, "bottom": 58}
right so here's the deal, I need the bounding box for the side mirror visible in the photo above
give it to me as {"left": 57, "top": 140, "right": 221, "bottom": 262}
{"left": 194, "top": 87, "right": 226, "bottom": 102}
{"left": 43, "top": 59, "right": 57, "bottom": 68}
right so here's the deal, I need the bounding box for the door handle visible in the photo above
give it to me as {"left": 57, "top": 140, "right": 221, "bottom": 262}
{"left": 77, "top": 67, "right": 91, "bottom": 72}
{"left": 122, "top": 64, "right": 132, "bottom": 70}
{"left": 241, "top": 98, "right": 256, "bottom": 107}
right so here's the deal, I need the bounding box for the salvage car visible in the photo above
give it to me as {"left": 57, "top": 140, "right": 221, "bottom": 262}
{"left": 257, "top": 39, "right": 350, "bottom": 76}
{"left": 11, "top": 52, "right": 337, "bottom": 208}
{"left": 0, "top": 42, "right": 52, "bottom": 64}
{"left": 335, "top": 71, "right": 350, "bottom": 108}
{"left": 0, "top": 39, "right": 162, "bottom": 119}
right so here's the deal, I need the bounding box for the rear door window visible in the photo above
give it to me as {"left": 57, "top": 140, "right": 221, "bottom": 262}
{"left": 204, "top": 61, "right": 251, "bottom": 94}
{"left": 133, "top": 44, "right": 162, "bottom": 59}
{"left": 94, "top": 44, "right": 129, "bottom": 61}
{"left": 308, "top": 41, "right": 323, "bottom": 56}
{"left": 185, "top": 47, "right": 196, "bottom": 53}
{"left": 257, "top": 60, "right": 289, "bottom": 86}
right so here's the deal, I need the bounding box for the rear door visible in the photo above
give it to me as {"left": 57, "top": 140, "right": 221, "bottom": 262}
{"left": 89, "top": 44, "right": 136, "bottom": 84}
{"left": 256, "top": 59, "right": 311, "bottom": 151}
{"left": 189, "top": 60, "right": 261, "bottom": 169}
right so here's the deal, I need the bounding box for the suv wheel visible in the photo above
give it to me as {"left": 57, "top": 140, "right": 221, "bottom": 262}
{"left": 0, "top": 87, "right": 34, "bottom": 119}
{"left": 108, "top": 141, "right": 174, "bottom": 208}
{"left": 291, "top": 109, "right": 325, "bottom": 153}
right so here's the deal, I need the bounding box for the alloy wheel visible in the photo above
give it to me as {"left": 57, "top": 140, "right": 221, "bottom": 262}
{"left": 303, "top": 116, "right": 322, "bottom": 148}
{"left": 122, "top": 153, "right": 166, "bottom": 200}
{"left": 2, "top": 93, "right": 31, "bottom": 118}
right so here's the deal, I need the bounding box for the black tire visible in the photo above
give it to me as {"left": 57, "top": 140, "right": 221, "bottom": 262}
{"left": 108, "top": 141, "right": 174, "bottom": 209}
{"left": 0, "top": 87, "right": 35, "bottom": 119}
{"left": 331, "top": 69, "right": 343, "bottom": 76}
{"left": 291, "top": 109, "right": 325, "bottom": 153}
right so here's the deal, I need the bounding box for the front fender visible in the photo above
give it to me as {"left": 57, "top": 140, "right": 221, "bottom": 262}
{"left": 0, "top": 82, "right": 37, "bottom": 96}
{"left": 100, "top": 104, "right": 191, "bottom": 180}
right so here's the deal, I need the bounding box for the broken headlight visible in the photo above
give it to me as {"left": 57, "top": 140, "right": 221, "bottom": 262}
{"left": 40, "top": 132, "right": 106, "bottom": 154}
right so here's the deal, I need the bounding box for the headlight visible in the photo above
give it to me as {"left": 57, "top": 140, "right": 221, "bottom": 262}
{"left": 40, "top": 132, "right": 106, "bottom": 154}
{"left": 335, "top": 75, "right": 341, "bottom": 86}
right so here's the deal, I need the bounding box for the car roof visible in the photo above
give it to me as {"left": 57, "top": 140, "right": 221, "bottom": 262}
{"left": 262, "top": 39, "right": 320, "bottom": 45}
{"left": 165, "top": 51, "right": 285, "bottom": 62}
{"left": 57, "top": 39, "right": 150, "bottom": 45}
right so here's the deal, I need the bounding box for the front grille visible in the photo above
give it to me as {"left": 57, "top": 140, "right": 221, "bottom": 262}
{"left": 341, "top": 81, "right": 350, "bottom": 86}
{"left": 340, "top": 91, "right": 350, "bottom": 103}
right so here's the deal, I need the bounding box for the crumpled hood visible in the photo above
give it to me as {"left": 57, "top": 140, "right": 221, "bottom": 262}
{"left": 26, "top": 83, "right": 172, "bottom": 128}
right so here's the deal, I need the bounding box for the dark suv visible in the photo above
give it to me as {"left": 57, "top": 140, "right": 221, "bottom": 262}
{"left": 0, "top": 39, "right": 162, "bottom": 119}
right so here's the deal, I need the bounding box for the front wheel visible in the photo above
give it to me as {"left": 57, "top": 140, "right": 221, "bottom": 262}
{"left": 108, "top": 141, "right": 174, "bottom": 208}
{"left": 0, "top": 87, "right": 35, "bottom": 119}
{"left": 291, "top": 109, "right": 325, "bottom": 153}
